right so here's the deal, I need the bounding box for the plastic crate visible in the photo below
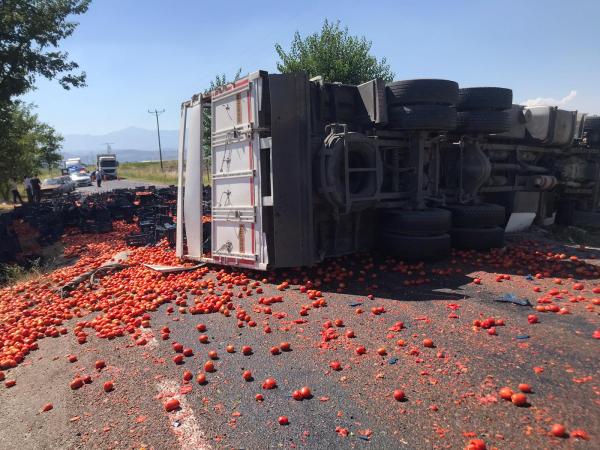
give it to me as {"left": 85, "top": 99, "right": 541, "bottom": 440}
{"left": 125, "top": 233, "right": 154, "bottom": 247}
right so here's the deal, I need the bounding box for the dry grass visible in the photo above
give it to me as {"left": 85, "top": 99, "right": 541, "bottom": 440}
{"left": 118, "top": 161, "right": 179, "bottom": 185}
{"left": 119, "top": 160, "right": 211, "bottom": 185}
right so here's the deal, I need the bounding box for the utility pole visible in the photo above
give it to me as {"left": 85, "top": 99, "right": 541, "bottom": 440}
{"left": 148, "top": 109, "right": 165, "bottom": 171}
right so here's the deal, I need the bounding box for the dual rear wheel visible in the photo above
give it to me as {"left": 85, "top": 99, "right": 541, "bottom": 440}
{"left": 379, "top": 203, "right": 506, "bottom": 260}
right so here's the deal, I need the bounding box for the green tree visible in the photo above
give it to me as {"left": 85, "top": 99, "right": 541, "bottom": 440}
{"left": 0, "top": 0, "right": 90, "bottom": 104}
{"left": 275, "top": 19, "right": 394, "bottom": 85}
{"left": 0, "top": 103, "right": 63, "bottom": 200}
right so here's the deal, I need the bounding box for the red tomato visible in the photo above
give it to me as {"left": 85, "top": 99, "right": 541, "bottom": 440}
{"left": 511, "top": 393, "right": 527, "bottom": 406}
{"left": 498, "top": 387, "right": 513, "bottom": 400}
{"left": 377, "top": 347, "right": 387, "bottom": 356}
{"left": 270, "top": 346, "right": 280, "bottom": 355}
{"left": 329, "top": 360, "right": 342, "bottom": 371}
{"left": 300, "top": 386, "right": 312, "bottom": 399}
{"left": 183, "top": 348, "right": 194, "bottom": 357}
{"left": 355, "top": 346, "right": 366, "bottom": 355}
{"left": 196, "top": 323, "right": 207, "bottom": 332}
{"left": 255, "top": 393, "right": 264, "bottom": 401}
{"left": 518, "top": 383, "right": 531, "bottom": 393}
{"left": 95, "top": 360, "right": 106, "bottom": 370}
{"left": 173, "top": 355, "right": 184, "bottom": 365}
{"left": 550, "top": 423, "right": 566, "bottom": 437}
{"left": 67, "top": 354, "right": 77, "bottom": 363}
{"left": 172, "top": 342, "right": 184, "bottom": 353}
{"left": 278, "top": 416, "right": 289, "bottom": 425}
{"left": 292, "top": 390, "right": 303, "bottom": 401}
{"left": 465, "top": 439, "right": 486, "bottom": 450}
{"left": 570, "top": 429, "right": 589, "bottom": 440}
{"left": 262, "top": 378, "right": 277, "bottom": 389}
{"left": 5, "top": 379, "right": 16, "bottom": 388}
{"left": 242, "top": 346, "right": 252, "bottom": 355}
{"left": 280, "top": 342, "right": 291, "bottom": 351}
{"left": 208, "top": 350, "right": 218, "bottom": 360}
{"left": 41, "top": 403, "right": 53, "bottom": 412}
{"left": 204, "top": 361, "right": 215, "bottom": 373}
{"left": 527, "top": 314, "right": 539, "bottom": 324}
{"left": 226, "top": 345, "right": 235, "bottom": 353}
{"left": 345, "top": 330, "right": 355, "bottom": 338}
{"left": 196, "top": 373, "right": 207, "bottom": 385}
{"left": 423, "top": 338, "right": 434, "bottom": 348}
{"left": 334, "top": 319, "right": 344, "bottom": 327}
{"left": 198, "top": 335, "right": 209, "bottom": 344}
{"left": 164, "top": 398, "right": 180, "bottom": 412}
{"left": 103, "top": 381, "right": 114, "bottom": 392}
{"left": 242, "top": 370, "right": 252, "bottom": 381}
{"left": 393, "top": 389, "right": 405, "bottom": 401}
{"left": 70, "top": 378, "right": 83, "bottom": 390}
{"left": 183, "top": 371, "right": 193, "bottom": 381}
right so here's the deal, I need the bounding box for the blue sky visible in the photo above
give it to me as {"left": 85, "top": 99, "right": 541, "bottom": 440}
{"left": 23, "top": 0, "right": 600, "bottom": 136}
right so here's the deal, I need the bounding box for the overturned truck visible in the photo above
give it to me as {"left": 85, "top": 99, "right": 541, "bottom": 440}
{"left": 176, "top": 71, "right": 600, "bottom": 269}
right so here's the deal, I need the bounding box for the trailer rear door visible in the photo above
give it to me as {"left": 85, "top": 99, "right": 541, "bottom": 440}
{"left": 210, "top": 72, "right": 268, "bottom": 269}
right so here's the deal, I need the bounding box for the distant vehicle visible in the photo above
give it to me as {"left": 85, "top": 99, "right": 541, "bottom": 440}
{"left": 65, "top": 157, "right": 81, "bottom": 167}
{"left": 64, "top": 157, "right": 87, "bottom": 174}
{"left": 41, "top": 176, "right": 76, "bottom": 197}
{"left": 70, "top": 171, "right": 92, "bottom": 187}
{"left": 96, "top": 153, "right": 118, "bottom": 179}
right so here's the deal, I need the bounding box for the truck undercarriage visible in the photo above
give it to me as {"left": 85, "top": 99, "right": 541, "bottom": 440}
{"left": 176, "top": 71, "right": 600, "bottom": 269}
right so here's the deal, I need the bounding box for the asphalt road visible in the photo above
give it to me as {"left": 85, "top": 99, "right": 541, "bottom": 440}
{"left": 76, "top": 178, "right": 168, "bottom": 194}
{"left": 0, "top": 230, "right": 598, "bottom": 449}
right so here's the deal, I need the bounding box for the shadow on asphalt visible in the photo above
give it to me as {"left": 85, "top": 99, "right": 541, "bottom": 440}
{"left": 227, "top": 235, "right": 600, "bottom": 303}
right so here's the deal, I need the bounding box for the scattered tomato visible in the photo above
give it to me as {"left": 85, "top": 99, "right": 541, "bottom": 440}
{"left": 393, "top": 390, "right": 405, "bottom": 401}
{"left": 262, "top": 378, "right": 277, "bottom": 389}
{"left": 278, "top": 416, "right": 289, "bottom": 425}
{"left": 499, "top": 387, "right": 513, "bottom": 400}
{"left": 164, "top": 398, "right": 180, "bottom": 412}
{"left": 511, "top": 393, "right": 527, "bottom": 406}
{"left": 550, "top": 423, "right": 566, "bottom": 437}
{"left": 41, "top": 403, "right": 53, "bottom": 412}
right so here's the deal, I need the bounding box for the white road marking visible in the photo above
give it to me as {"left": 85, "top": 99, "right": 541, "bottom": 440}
{"left": 155, "top": 378, "right": 211, "bottom": 450}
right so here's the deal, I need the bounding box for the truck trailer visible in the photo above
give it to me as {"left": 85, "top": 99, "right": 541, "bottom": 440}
{"left": 175, "top": 70, "right": 600, "bottom": 270}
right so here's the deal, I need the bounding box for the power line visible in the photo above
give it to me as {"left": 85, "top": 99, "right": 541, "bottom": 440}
{"left": 148, "top": 109, "right": 165, "bottom": 171}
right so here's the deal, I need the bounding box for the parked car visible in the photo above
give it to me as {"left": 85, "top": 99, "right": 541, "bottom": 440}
{"left": 41, "top": 176, "right": 76, "bottom": 197}
{"left": 70, "top": 171, "right": 92, "bottom": 187}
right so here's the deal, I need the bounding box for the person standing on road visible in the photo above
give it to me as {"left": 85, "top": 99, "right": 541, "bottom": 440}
{"left": 9, "top": 179, "right": 23, "bottom": 205}
{"left": 23, "top": 176, "right": 33, "bottom": 203}
{"left": 95, "top": 168, "right": 105, "bottom": 188}
{"left": 30, "top": 176, "right": 41, "bottom": 203}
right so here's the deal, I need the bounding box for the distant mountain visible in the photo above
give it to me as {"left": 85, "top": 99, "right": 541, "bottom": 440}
{"left": 62, "top": 126, "right": 179, "bottom": 163}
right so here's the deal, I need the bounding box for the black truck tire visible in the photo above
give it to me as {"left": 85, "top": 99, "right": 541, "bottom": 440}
{"left": 457, "top": 87, "right": 513, "bottom": 111}
{"left": 386, "top": 79, "right": 459, "bottom": 106}
{"left": 456, "top": 110, "right": 511, "bottom": 133}
{"left": 444, "top": 203, "right": 506, "bottom": 228}
{"left": 450, "top": 226, "right": 505, "bottom": 250}
{"left": 388, "top": 104, "right": 457, "bottom": 131}
{"left": 379, "top": 208, "right": 451, "bottom": 236}
{"left": 379, "top": 232, "right": 451, "bottom": 261}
